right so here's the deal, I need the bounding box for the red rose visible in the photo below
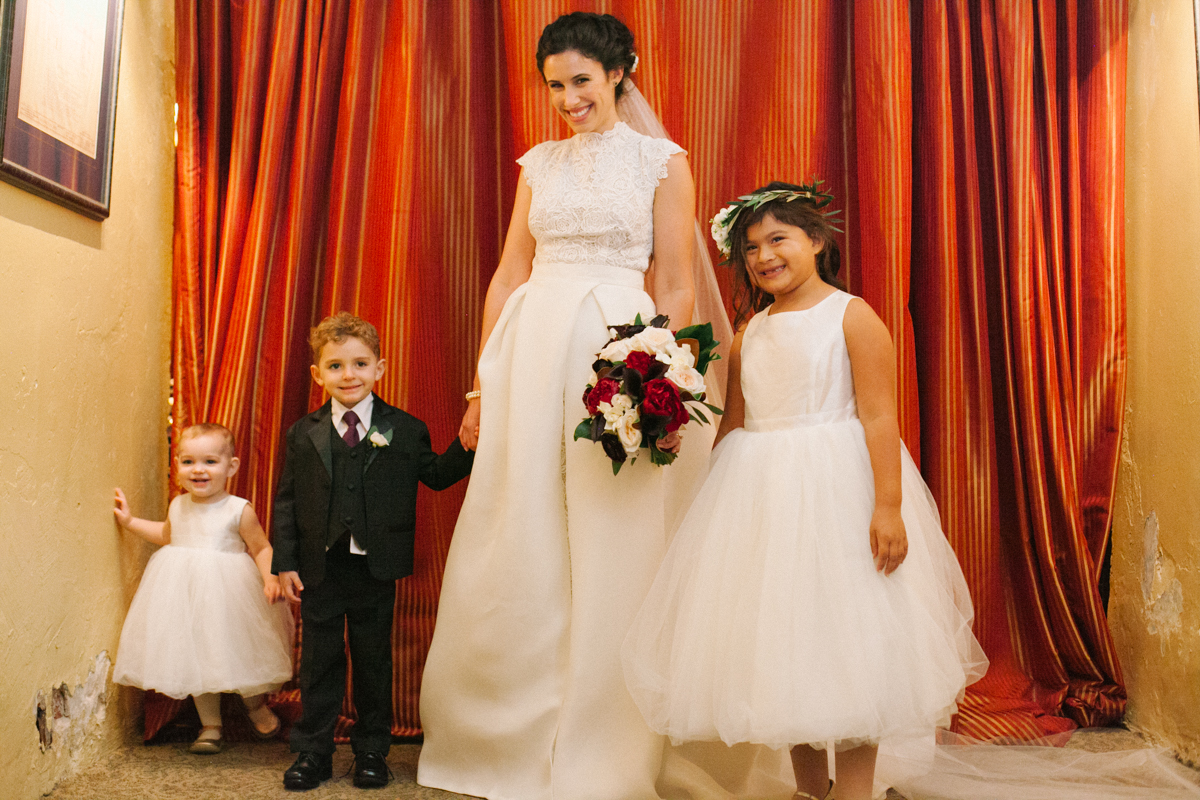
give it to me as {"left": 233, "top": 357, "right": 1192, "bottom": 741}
{"left": 585, "top": 378, "right": 621, "bottom": 415}
{"left": 642, "top": 379, "right": 689, "bottom": 432}
{"left": 623, "top": 350, "right": 658, "bottom": 376}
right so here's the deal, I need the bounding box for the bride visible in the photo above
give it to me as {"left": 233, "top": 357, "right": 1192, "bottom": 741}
{"left": 417, "top": 12, "right": 724, "bottom": 800}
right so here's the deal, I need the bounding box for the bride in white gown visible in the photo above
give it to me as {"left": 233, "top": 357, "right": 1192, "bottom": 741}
{"left": 417, "top": 12, "right": 722, "bottom": 800}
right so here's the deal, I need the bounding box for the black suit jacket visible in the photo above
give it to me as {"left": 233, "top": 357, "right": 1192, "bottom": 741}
{"left": 271, "top": 396, "right": 474, "bottom": 587}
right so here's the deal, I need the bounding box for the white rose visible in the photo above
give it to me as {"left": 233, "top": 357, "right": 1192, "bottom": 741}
{"left": 660, "top": 341, "right": 696, "bottom": 369}
{"left": 600, "top": 395, "right": 633, "bottom": 428}
{"left": 615, "top": 409, "right": 642, "bottom": 455}
{"left": 369, "top": 431, "right": 389, "bottom": 447}
{"left": 632, "top": 327, "right": 676, "bottom": 353}
{"left": 598, "top": 337, "right": 640, "bottom": 362}
{"left": 666, "top": 364, "right": 706, "bottom": 397}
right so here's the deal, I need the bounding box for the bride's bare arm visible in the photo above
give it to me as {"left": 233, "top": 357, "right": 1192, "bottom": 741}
{"left": 650, "top": 153, "right": 696, "bottom": 329}
{"left": 459, "top": 172, "right": 537, "bottom": 449}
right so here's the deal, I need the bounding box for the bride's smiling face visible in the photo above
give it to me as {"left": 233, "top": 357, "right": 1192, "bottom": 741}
{"left": 542, "top": 50, "right": 623, "bottom": 134}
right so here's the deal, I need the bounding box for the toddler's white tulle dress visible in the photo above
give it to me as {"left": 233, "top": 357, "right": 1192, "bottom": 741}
{"left": 113, "top": 494, "right": 293, "bottom": 699}
{"left": 623, "top": 290, "right": 988, "bottom": 754}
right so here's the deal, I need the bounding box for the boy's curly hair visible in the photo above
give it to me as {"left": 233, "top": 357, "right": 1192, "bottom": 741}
{"left": 309, "top": 312, "right": 381, "bottom": 364}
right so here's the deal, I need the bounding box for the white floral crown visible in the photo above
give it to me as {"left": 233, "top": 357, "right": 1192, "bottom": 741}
{"left": 709, "top": 180, "right": 841, "bottom": 259}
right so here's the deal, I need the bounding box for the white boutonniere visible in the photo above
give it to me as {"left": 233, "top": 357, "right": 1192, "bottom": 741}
{"left": 367, "top": 426, "right": 392, "bottom": 447}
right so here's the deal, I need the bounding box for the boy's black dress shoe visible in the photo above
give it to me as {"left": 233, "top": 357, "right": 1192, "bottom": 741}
{"left": 352, "top": 751, "right": 391, "bottom": 788}
{"left": 283, "top": 752, "right": 333, "bottom": 791}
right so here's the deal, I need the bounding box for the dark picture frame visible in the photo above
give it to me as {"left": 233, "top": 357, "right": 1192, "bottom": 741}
{"left": 0, "top": 0, "right": 125, "bottom": 220}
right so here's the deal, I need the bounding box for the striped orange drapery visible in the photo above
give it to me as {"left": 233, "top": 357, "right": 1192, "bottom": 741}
{"left": 157, "top": 0, "right": 1126, "bottom": 743}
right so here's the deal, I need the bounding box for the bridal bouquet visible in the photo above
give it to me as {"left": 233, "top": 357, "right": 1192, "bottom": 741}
{"left": 574, "top": 315, "right": 721, "bottom": 474}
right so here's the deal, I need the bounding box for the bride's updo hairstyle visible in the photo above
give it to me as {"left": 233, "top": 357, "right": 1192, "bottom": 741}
{"left": 536, "top": 12, "right": 637, "bottom": 102}
{"left": 727, "top": 181, "right": 844, "bottom": 328}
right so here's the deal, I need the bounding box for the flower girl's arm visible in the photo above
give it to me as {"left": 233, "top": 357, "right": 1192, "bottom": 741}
{"left": 113, "top": 488, "right": 170, "bottom": 545}
{"left": 649, "top": 153, "right": 696, "bottom": 328}
{"left": 843, "top": 299, "right": 908, "bottom": 576}
{"left": 238, "top": 504, "right": 282, "bottom": 604}
{"left": 459, "top": 172, "right": 537, "bottom": 450}
{"left": 713, "top": 329, "right": 746, "bottom": 448}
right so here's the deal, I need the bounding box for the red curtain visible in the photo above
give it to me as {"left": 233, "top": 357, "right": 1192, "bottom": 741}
{"left": 158, "top": 0, "right": 1127, "bottom": 743}
{"left": 910, "top": 0, "right": 1128, "bottom": 737}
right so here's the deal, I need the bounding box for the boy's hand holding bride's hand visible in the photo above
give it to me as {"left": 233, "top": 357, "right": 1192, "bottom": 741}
{"left": 279, "top": 571, "right": 304, "bottom": 604}
{"left": 458, "top": 399, "right": 481, "bottom": 451}
{"left": 870, "top": 507, "right": 908, "bottom": 576}
{"left": 263, "top": 574, "right": 283, "bottom": 604}
{"left": 113, "top": 488, "right": 132, "bottom": 528}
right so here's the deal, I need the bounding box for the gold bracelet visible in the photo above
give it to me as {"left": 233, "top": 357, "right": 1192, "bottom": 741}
{"left": 465, "top": 390, "right": 481, "bottom": 401}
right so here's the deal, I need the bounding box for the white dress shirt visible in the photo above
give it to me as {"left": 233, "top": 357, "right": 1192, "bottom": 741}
{"left": 330, "top": 394, "right": 373, "bottom": 554}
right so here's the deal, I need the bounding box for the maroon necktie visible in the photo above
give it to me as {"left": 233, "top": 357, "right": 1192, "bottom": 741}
{"left": 342, "top": 410, "right": 361, "bottom": 447}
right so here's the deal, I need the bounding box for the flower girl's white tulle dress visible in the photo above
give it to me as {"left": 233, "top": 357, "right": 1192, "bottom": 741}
{"left": 625, "top": 293, "right": 1200, "bottom": 800}
{"left": 623, "top": 290, "right": 988, "bottom": 757}
{"left": 113, "top": 494, "right": 293, "bottom": 699}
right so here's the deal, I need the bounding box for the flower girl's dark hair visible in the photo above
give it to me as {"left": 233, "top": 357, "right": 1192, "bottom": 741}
{"left": 536, "top": 13, "right": 637, "bottom": 102}
{"left": 727, "top": 181, "right": 844, "bottom": 328}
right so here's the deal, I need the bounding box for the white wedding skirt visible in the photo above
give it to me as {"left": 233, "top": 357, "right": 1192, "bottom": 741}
{"left": 113, "top": 545, "right": 293, "bottom": 699}
{"left": 419, "top": 263, "right": 712, "bottom": 800}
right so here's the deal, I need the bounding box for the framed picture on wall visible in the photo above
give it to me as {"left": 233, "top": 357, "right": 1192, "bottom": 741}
{"left": 0, "top": 0, "right": 125, "bottom": 220}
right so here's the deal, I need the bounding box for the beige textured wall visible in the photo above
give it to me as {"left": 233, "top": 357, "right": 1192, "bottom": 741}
{"left": 1112, "top": 0, "right": 1200, "bottom": 765}
{"left": 0, "top": 2, "right": 175, "bottom": 796}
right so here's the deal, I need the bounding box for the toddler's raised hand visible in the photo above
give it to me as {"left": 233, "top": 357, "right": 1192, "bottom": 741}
{"left": 113, "top": 488, "right": 133, "bottom": 528}
{"left": 870, "top": 507, "right": 908, "bottom": 576}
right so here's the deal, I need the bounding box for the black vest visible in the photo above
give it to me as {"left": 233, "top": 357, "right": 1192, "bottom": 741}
{"left": 328, "top": 424, "right": 370, "bottom": 550}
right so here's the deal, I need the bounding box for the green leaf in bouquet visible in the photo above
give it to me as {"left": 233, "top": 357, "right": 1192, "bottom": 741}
{"left": 674, "top": 322, "right": 720, "bottom": 375}
{"left": 612, "top": 460, "right": 623, "bottom": 476}
{"left": 703, "top": 402, "right": 724, "bottom": 416}
{"left": 650, "top": 314, "right": 670, "bottom": 328}
{"left": 574, "top": 418, "right": 597, "bottom": 442}
{"left": 649, "top": 446, "right": 677, "bottom": 467}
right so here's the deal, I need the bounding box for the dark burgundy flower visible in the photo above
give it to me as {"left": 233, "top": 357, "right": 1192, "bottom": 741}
{"left": 643, "top": 379, "right": 689, "bottom": 432}
{"left": 600, "top": 433, "right": 628, "bottom": 463}
{"left": 585, "top": 378, "right": 621, "bottom": 415}
{"left": 623, "top": 351, "right": 657, "bottom": 376}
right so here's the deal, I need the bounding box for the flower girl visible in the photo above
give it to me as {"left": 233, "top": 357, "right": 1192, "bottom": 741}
{"left": 112, "top": 423, "right": 292, "bottom": 754}
{"left": 622, "top": 183, "right": 988, "bottom": 800}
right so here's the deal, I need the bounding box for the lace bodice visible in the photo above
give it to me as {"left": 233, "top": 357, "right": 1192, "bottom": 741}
{"left": 517, "top": 122, "right": 684, "bottom": 274}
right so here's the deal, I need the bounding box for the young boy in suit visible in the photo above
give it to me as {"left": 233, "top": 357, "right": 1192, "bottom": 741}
{"left": 272, "top": 312, "right": 473, "bottom": 790}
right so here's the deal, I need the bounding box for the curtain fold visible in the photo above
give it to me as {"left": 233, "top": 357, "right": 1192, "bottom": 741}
{"left": 910, "top": 0, "right": 1128, "bottom": 737}
{"left": 160, "top": 0, "right": 1127, "bottom": 744}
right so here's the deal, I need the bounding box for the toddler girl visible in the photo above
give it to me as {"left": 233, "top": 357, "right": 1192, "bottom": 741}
{"left": 112, "top": 423, "right": 293, "bottom": 754}
{"left": 622, "top": 183, "right": 988, "bottom": 800}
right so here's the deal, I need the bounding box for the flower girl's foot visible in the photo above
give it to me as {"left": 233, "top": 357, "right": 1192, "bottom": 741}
{"left": 352, "top": 751, "right": 391, "bottom": 788}
{"left": 247, "top": 703, "right": 281, "bottom": 739}
{"left": 793, "top": 780, "right": 834, "bottom": 800}
{"left": 188, "top": 725, "right": 223, "bottom": 754}
{"left": 284, "top": 752, "right": 333, "bottom": 791}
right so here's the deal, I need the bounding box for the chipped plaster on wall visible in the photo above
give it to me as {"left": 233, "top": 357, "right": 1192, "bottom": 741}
{"left": 1111, "top": 0, "right": 1200, "bottom": 768}
{"left": 0, "top": 2, "right": 175, "bottom": 798}
{"left": 1140, "top": 512, "right": 1184, "bottom": 644}
{"left": 32, "top": 653, "right": 112, "bottom": 788}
